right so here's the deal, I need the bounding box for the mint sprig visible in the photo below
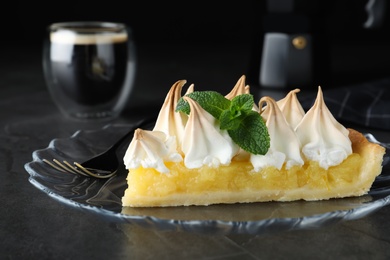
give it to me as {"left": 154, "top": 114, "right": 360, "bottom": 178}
{"left": 176, "top": 91, "right": 230, "bottom": 118}
{"left": 175, "top": 91, "right": 270, "bottom": 155}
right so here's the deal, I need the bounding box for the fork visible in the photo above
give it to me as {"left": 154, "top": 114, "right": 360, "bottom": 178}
{"left": 43, "top": 117, "right": 156, "bottom": 179}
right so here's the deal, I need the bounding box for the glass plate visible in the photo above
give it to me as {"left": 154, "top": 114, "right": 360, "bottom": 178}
{"left": 24, "top": 122, "right": 390, "bottom": 235}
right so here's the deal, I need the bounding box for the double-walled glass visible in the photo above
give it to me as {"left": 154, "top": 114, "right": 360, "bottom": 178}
{"left": 43, "top": 21, "right": 136, "bottom": 121}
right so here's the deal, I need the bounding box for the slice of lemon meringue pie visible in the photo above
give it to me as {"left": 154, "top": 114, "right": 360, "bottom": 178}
{"left": 122, "top": 76, "right": 385, "bottom": 207}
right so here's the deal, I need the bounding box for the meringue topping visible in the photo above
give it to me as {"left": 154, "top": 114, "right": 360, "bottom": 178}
{"left": 181, "top": 96, "right": 239, "bottom": 169}
{"left": 225, "top": 75, "right": 248, "bottom": 100}
{"left": 225, "top": 75, "right": 259, "bottom": 112}
{"left": 123, "top": 129, "right": 183, "bottom": 173}
{"left": 153, "top": 80, "right": 190, "bottom": 153}
{"left": 277, "top": 89, "right": 305, "bottom": 130}
{"left": 251, "top": 96, "right": 304, "bottom": 170}
{"left": 124, "top": 77, "right": 353, "bottom": 174}
{"left": 295, "top": 87, "right": 352, "bottom": 169}
{"left": 184, "top": 83, "right": 194, "bottom": 95}
{"left": 260, "top": 89, "right": 305, "bottom": 130}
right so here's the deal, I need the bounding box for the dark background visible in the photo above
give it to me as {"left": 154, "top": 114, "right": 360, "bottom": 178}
{"left": 6, "top": 1, "right": 390, "bottom": 44}
{"left": 2, "top": 0, "right": 390, "bottom": 101}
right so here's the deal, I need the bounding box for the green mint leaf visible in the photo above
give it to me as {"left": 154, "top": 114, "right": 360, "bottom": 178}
{"left": 220, "top": 94, "right": 254, "bottom": 130}
{"left": 230, "top": 94, "right": 254, "bottom": 113}
{"left": 175, "top": 96, "right": 191, "bottom": 115}
{"left": 175, "top": 91, "right": 230, "bottom": 118}
{"left": 227, "top": 111, "right": 270, "bottom": 155}
{"left": 220, "top": 109, "right": 242, "bottom": 130}
{"left": 175, "top": 91, "right": 270, "bottom": 155}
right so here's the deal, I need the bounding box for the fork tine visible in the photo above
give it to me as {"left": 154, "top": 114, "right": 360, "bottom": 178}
{"left": 53, "top": 159, "right": 79, "bottom": 174}
{"left": 43, "top": 159, "right": 67, "bottom": 173}
{"left": 43, "top": 158, "right": 116, "bottom": 179}
{"left": 43, "top": 159, "right": 89, "bottom": 177}
{"left": 61, "top": 160, "right": 90, "bottom": 176}
{"left": 74, "top": 162, "right": 117, "bottom": 179}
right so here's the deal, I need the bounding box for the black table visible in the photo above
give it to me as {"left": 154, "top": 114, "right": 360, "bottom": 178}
{"left": 2, "top": 42, "right": 390, "bottom": 259}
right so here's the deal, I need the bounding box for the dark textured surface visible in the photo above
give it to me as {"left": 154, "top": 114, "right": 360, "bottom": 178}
{"left": 2, "top": 23, "right": 390, "bottom": 260}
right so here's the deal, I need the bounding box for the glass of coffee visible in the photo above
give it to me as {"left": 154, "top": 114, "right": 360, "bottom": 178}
{"left": 43, "top": 21, "right": 136, "bottom": 121}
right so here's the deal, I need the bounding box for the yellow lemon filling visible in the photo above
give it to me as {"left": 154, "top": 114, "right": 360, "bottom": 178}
{"left": 122, "top": 151, "right": 371, "bottom": 207}
{"left": 126, "top": 154, "right": 361, "bottom": 197}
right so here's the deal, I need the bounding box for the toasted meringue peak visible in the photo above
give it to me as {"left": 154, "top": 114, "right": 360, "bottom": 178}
{"left": 123, "top": 128, "right": 183, "bottom": 173}
{"left": 260, "top": 89, "right": 305, "bottom": 129}
{"left": 295, "top": 86, "right": 352, "bottom": 169}
{"left": 251, "top": 96, "right": 304, "bottom": 170}
{"left": 277, "top": 88, "right": 305, "bottom": 129}
{"left": 225, "top": 75, "right": 247, "bottom": 100}
{"left": 185, "top": 83, "right": 194, "bottom": 95}
{"left": 225, "top": 75, "right": 259, "bottom": 111}
{"left": 181, "top": 96, "right": 239, "bottom": 169}
{"left": 153, "top": 80, "right": 188, "bottom": 152}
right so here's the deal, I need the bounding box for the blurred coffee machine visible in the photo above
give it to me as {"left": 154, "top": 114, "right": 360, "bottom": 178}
{"left": 247, "top": 0, "right": 389, "bottom": 91}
